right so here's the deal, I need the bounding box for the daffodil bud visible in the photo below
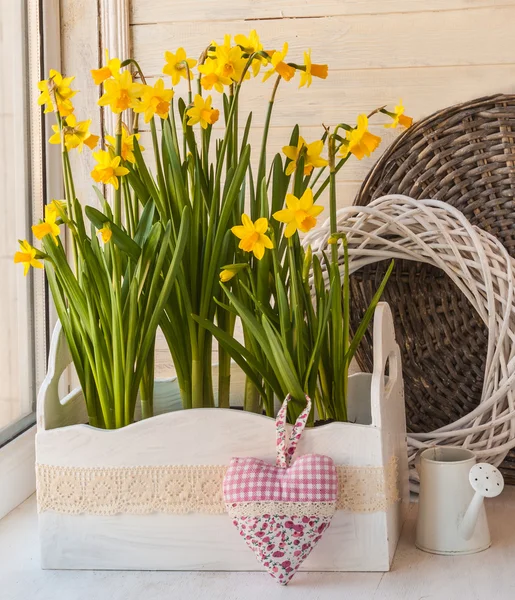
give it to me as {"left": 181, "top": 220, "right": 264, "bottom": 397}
{"left": 302, "top": 245, "right": 312, "bottom": 282}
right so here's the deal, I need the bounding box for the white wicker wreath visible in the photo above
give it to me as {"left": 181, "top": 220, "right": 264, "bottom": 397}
{"left": 304, "top": 194, "right": 515, "bottom": 476}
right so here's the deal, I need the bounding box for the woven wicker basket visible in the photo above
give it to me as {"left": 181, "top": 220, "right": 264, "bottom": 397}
{"left": 351, "top": 94, "right": 515, "bottom": 483}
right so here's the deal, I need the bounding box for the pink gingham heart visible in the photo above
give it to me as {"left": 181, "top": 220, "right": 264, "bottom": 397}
{"left": 223, "top": 396, "right": 337, "bottom": 585}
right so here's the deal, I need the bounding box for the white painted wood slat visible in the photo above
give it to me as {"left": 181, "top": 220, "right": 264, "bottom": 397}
{"left": 131, "top": 0, "right": 514, "bottom": 24}
{"left": 132, "top": 6, "right": 515, "bottom": 74}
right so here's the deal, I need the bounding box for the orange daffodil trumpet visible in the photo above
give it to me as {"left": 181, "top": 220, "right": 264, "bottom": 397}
{"left": 231, "top": 215, "right": 273, "bottom": 260}
{"left": 186, "top": 95, "right": 220, "bottom": 129}
{"left": 91, "top": 150, "right": 130, "bottom": 190}
{"left": 273, "top": 189, "right": 324, "bottom": 237}
{"left": 14, "top": 241, "right": 43, "bottom": 276}
{"left": 299, "top": 49, "right": 328, "bottom": 88}
{"left": 38, "top": 69, "right": 76, "bottom": 117}
{"left": 339, "top": 114, "right": 382, "bottom": 160}
{"left": 263, "top": 43, "right": 295, "bottom": 82}
{"left": 382, "top": 100, "right": 413, "bottom": 129}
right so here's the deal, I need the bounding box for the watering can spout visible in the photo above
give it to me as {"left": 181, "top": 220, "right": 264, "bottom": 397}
{"left": 459, "top": 463, "right": 504, "bottom": 541}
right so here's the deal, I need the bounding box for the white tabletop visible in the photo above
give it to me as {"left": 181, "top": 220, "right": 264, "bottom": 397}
{"left": 1, "top": 487, "right": 515, "bottom": 600}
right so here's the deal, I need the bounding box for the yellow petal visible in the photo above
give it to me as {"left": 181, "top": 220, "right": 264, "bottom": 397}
{"left": 284, "top": 221, "right": 298, "bottom": 238}
{"left": 253, "top": 242, "right": 265, "bottom": 260}
{"left": 273, "top": 208, "right": 294, "bottom": 224}
{"left": 262, "top": 234, "right": 273, "bottom": 249}
{"left": 241, "top": 213, "right": 253, "bottom": 230}
{"left": 220, "top": 269, "right": 237, "bottom": 282}
{"left": 254, "top": 218, "right": 268, "bottom": 234}
{"left": 299, "top": 188, "right": 314, "bottom": 211}
{"left": 231, "top": 225, "right": 247, "bottom": 240}
{"left": 285, "top": 194, "right": 300, "bottom": 212}
{"left": 308, "top": 204, "right": 324, "bottom": 218}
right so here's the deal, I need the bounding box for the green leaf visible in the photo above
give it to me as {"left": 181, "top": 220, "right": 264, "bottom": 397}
{"left": 85, "top": 206, "right": 141, "bottom": 261}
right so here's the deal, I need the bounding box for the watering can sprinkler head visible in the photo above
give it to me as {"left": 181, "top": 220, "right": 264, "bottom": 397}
{"left": 459, "top": 463, "right": 504, "bottom": 541}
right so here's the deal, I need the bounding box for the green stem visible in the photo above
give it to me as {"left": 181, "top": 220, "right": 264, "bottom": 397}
{"left": 114, "top": 115, "right": 123, "bottom": 225}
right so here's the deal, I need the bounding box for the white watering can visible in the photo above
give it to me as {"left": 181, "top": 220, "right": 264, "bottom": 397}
{"left": 416, "top": 447, "right": 504, "bottom": 555}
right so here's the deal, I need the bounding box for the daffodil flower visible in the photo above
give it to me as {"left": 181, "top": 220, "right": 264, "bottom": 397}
{"left": 97, "top": 70, "right": 143, "bottom": 114}
{"left": 32, "top": 204, "right": 61, "bottom": 245}
{"left": 198, "top": 58, "right": 232, "bottom": 93}
{"left": 186, "top": 95, "right": 220, "bottom": 129}
{"left": 46, "top": 200, "right": 66, "bottom": 220}
{"left": 91, "top": 50, "right": 121, "bottom": 85}
{"left": 38, "top": 69, "right": 76, "bottom": 117}
{"left": 105, "top": 126, "right": 143, "bottom": 164}
{"left": 384, "top": 100, "right": 413, "bottom": 129}
{"left": 213, "top": 44, "right": 249, "bottom": 83}
{"left": 49, "top": 114, "right": 99, "bottom": 152}
{"left": 299, "top": 49, "right": 328, "bottom": 88}
{"left": 263, "top": 43, "right": 295, "bottom": 82}
{"left": 91, "top": 150, "right": 130, "bottom": 190}
{"left": 339, "top": 114, "right": 381, "bottom": 160}
{"left": 98, "top": 223, "right": 112, "bottom": 243}
{"left": 163, "top": 48, "right": 197, "bottom": 86}
{"left": 231, "top": 214, "right": 273, "bottom": 260}
{"left": 273, "top": 189, "right": 324, "bottom": 238}
{"left": 234, "top": 30, "right": 264, "bottom": 76}
{"left": 282, "top": 136, "right": 328, "bottom": 176}
{"left": 14, "top": 240, "right": 44, "bottom": 276}
{"left": 133, "top": 79, "right": 174, "bottom": 123}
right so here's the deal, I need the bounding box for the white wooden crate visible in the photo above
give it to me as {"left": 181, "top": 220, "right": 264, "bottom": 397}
{"left": 36, "top": 303, "right": 408, "bottom": 571}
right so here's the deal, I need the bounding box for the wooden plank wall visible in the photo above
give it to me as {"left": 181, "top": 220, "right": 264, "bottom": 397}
{"left": 129, "top": 0, "right": 515, "bottom": 209}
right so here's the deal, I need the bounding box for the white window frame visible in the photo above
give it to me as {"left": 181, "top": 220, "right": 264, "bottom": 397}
{"left": 0, "top": 0, "right": 60, "bottom": 520}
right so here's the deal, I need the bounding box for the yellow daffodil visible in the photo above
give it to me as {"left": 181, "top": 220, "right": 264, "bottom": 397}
{"left": 14, "top": 240, "right": 44, "bottom": 276}
{"left": 97, "top": 70, "right": 143, "bottom": 113}
{"left": 263, "top": 43, "right": 295, "bottom": 82}
{"left": 133, "top": 79, "right": 174, "bottom": 122}
{"left": 220, "top": 268, "right": 237, "bottom": 282}
{"left": 198, "top": 58, "right": 232, "bottom": 92}
{"left": 48, "top": 114, "right": 99, "bottom": 152}
{"left": 340, "top": 114, "right": 381, "bottom": 160}
{"left": 105, "top": 126, "right": 143, "bottom": 164}
{"left": 214, "top": 44, "right": 249, "bottom": 83}
{"left": 234, "top": 30, "right": 264, "bottom": 76}
{"left": 46, "top": 199, "right": 66, "bottom": 219}
{"left": 219, "top": 263, "right": 247, "bottom": 282}
{"left": 231, "top": 214, "right": 273, "bottom": 260}
{"left": 91, "top": 150, "right": 130, "bottom": 190}
{"left": 186, "top": 95, "right": 220, "bottom": 129}
{"left": 282, "top": 136, "right": 328, "bottom": 176}
{"left": 299, "top": 49, "right": 328, "bottom": 88}
{"left": 37, "top": 69, "right": 76, "bottom": 117}
{"left": 32, "top": 204, "right": 61, "bottom": 245}
{"left": 273, "top": 189, "right": 324, "bottom": 237}
{"left": 384, "top": 100, "right": 413, "bottom": 129}
{"left": 91, "top": 50, "right": 121, "bottom": 85}
{"left": 98, "top": 223, "right": 112, "bottom": 243}
{"left": 163, "top": 48, "right": 197, "bottom": 86}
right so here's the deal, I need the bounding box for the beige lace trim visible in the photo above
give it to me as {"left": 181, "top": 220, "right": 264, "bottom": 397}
{"left": 36, "top": 456, "right": 399, "bottom": 516}
{"left": 226, "top": 501, "right": 336, "bottom": 518}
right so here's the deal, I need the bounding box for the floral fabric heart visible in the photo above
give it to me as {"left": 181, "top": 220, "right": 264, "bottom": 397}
{"left": 223, "top": 396, "right": 337, "bottom": 585}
